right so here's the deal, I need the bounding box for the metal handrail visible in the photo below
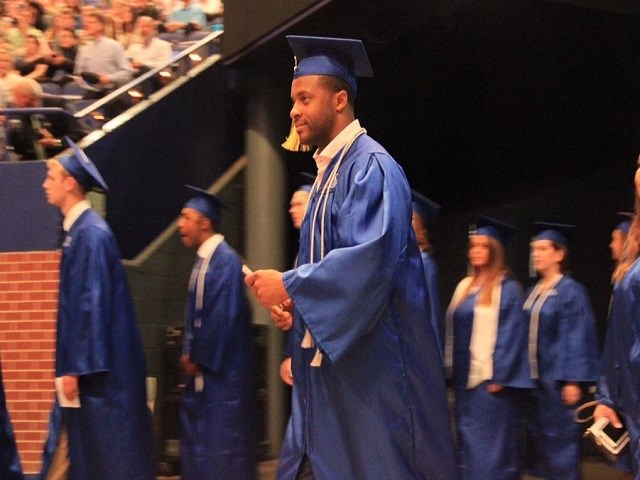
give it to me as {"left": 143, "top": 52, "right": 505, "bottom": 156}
{"left": 74, "top": 29, "right": 223, "bottom": 119}
{"left": 0, "top": 107, "right": 75, "bottom": 118}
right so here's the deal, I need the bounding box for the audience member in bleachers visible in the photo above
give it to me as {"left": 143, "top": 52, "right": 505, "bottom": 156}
{"left": 200, "top": 0, "right": 222, "bottom": 25}
{"left": 14, "top": 33, "right": 48, "bottom": 79}
{"left": 4, "top": 6, "right": 49, "bottom": 57}
{"left": 45, "top": 28, "right": 78, "bottom": 82}
{"left": 112, "top": 1, "right": 137, "bottom": 48}
{"left": 73, "top": 11, "right": 133, "bottom": 91}
{"left": 131, "top": 0, "right": 162, "bottom": 22}
{"left": 27, "top": 0, "right": 48, "bottom": 32}
{"left": 165, "top": 0, "right": 206, "bottom": 34}
{"left": 43, "top": 7, "right": 78, "bottom": 49}
{"left": 126, "top": 15, "right": 171, "bottom": 74}
{"left": 7, "top": 77, "right": 88, "bottom": 159}
{"left": 0, "top": 50, "right": 21, "bottom": 103}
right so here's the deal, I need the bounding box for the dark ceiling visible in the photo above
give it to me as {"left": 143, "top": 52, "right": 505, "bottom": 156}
{"left": 228, "top": 0, "right": 640, "bottom": 212}
{"left": 225, "top": 0, "right": 640, "bottom": 335}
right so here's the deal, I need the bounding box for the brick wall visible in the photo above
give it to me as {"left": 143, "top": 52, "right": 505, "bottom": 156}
{"left": 0, "top": 251, "right": 59, "bottom": 475}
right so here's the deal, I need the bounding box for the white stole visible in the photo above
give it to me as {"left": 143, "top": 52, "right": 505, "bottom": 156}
{"left": 445, "top": 275, "right": 503, "bottom": 388}
{"left": 523, "top": 274, "right": 562, "bottom": 379}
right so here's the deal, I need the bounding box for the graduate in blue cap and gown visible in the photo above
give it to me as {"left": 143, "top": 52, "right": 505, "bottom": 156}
{"left": 610, "top": 212, "right": 634, "bottom": 263}
{"left": 39, "top": 138, "right": 156, "bottom": 480}
{"left": 279, "top": 173, "right": 315, "bottom": 387}
{"left": 177, "top": 186, "right": 256, "bottom": 480}
{"left": 0, "top": 358, "right": 23, "bottom": 479}
{"left": 444, "top": 215, "right": 532, "bottom": 480}
{"left": 411, "top": 190, "right": 443, "bottom": 357}
{"left": 595, "top": 167, "right": 640, "bottom": 478}
{"left": 522, "top": 222, "right": 600, "bottom": 480}
{"left": 246, "top": 35, "right": 457, "bottom": 480}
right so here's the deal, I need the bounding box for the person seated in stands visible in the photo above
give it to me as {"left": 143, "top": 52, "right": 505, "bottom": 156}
{"left": 45, "top": 28, "right": 78, "bottom": 83}
{"left": 201, "top": 0, "right": 223, "bottom": 27}
{"left": 4, "top": 5, "right": 50, "bottom": 57}
{"left": 0, "top": 50, "right": 22, "bottom": 103}
{"left": 112, "top": 1, "right": 137, "bottom": 49}
{"left": 164, "top": 0, "right": 206, "bottom": 34}
{"left": 126, "top": 16, "right": 171, "bottom": 75}
{"left": 14, "top": 34, "right": 48, "bottom": 80}
{"left": 131, "top": 0, "right": 162, "bottom": 22}
{"left": 73, "top": 11, "right": 133, "bottom": 92}
{"left": 7, "top": 77, "right": 88, "bottom": 160}
{"left": 44, "top": 8, "right": 78, "bottom": 50}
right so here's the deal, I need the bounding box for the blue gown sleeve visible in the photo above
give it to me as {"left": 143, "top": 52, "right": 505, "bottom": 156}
{"left": 596, "top": 293, "right": 618, "bottom": 408}
{"left": 283, "top": 154, "right": 411, "bottom": 364}
{"left": 491, "top": 279, "right": 532, "bottom": 388}
{"left": 189, "top": 251, "right": 245, "bottom": 373}
{"left": 557, "top": 281, "right": 600, "bottom": 382}
{"left": 58, "top": 227, "right": 113, "bottom": 376}
{"left": 423, "top": 254, "right": 443, "bottom": 358}
{"left": 628, "top": 274, "right": 640, "bottom": 366}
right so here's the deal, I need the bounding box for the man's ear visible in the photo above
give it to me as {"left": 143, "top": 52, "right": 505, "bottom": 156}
{"left": 63, "top": 175, "right": 77, "bottom": 192}
{"left": 334, "top": 89, "right": 349, "bottom": 113}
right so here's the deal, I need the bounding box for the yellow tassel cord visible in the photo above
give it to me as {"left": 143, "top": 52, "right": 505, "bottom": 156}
{"left": 282, "top": 119, "right": 311, "bottom": 152}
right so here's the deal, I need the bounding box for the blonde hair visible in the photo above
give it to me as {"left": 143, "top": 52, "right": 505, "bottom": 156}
{"left": 613, "top": 197, "right": 640, "bottom": 283}
{"left": 46, "top": 159, "right": 70, "bottom": 178}
{"left": 613, "top": 158, "right": 640, "bottom": 283}
{"left": 466, "top": 235, "right": 509, "bottom": 305}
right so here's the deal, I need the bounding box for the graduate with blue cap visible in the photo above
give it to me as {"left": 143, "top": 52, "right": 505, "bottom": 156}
{"left": 246, "top": 35, "right": 456, "bottom": 480}
{"left": 445, "top": 215, "right": 531, "bottom": 480}
{"left": 178, "top": 185, "right": 256, "bottom": 480}
{"left": 611, "top": 212, "right": 634, "bottom": 262}
{"left": 411, "top": 190, "right": 444, "bottom": 357}
{"left": 40, "top": 138, "right": 156, "bottom": 480}
{"left": 522, "top": 221, "right": 600, "bottom": 480}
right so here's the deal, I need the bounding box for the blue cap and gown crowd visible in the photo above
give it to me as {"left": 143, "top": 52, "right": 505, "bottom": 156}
{"left": 0, "top": 30, "right": 637, "bottom": 480}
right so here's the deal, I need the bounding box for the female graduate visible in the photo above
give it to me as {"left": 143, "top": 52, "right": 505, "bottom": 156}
{"left": 522, "top": 222, "right": 600, "bottom": 480}
{"left": 445, "top": 215, "right": 532, "bottom": 480}
{"left": 594, "top": 162, "right": 640, "bottom": 479}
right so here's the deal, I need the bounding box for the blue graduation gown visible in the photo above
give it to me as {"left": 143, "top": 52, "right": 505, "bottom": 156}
{"left": 180, "top": 241, "right": 256, "bottom": 480}
{"left": 421, "top": 250, "right": 443, "bottom": 358}
{"left": 451, "top": 277, "right": 531, "bottom": 480}
{"left": 522, "top": 275, "right": 600, "bottom": 480}
{"left": 41, "top": 208, "right": 155, "bottom": 480}
{"left": 597, "top": 258, "right": 640, "bottom": 476}
{"left": 278, "top": 134, "right": 457, "bottom": 480}
{"left": 0, "top": 360, "right": 23, "bottom": 479}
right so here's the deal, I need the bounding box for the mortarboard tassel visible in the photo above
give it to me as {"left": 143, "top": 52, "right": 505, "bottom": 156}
{"left": 282, "top": 119, "right": 311, "bottom": 152}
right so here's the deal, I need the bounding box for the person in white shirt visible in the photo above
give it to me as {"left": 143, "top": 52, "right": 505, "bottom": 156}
{"left": 126, "top": 15, "right": 172, "bottom": 74}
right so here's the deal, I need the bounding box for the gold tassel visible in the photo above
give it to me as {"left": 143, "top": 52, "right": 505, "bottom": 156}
{"left": 282, "top": 119, "right": 311, "bottom": 152}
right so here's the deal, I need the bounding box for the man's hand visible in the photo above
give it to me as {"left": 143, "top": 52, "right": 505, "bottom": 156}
{"left": 62, "top": 375, "right": 79, "bottom": 401}
{"left": 180, "top": 354, "right": 199, "bottom": 377}
{"left": 594, "top": 403, "right": 623, "bottom": 428}
{"left": 270, "top": 298, "right": 293, "bottom": 331}
{"left": 561, "top": 382, "right": 582, "bottom": 406}
{"left": 279, "top": 357, "right": 293, "bottom": 386}
{"left": 487, "top": 383, "right": 504, "bottom": 394}
{"left": 98, "top": 73, "right": 111, "bottom": 86}
{"left": 245, "top": 269, "right": 288, "bottom": 307}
